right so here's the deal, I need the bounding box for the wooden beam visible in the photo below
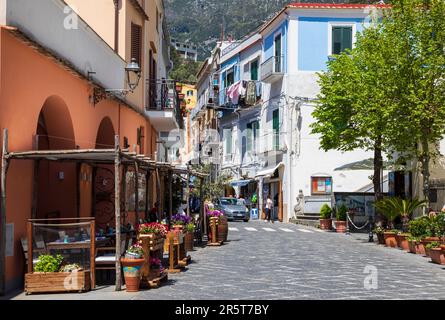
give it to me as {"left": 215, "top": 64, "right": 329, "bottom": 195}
{"left": 168, "top": 171, "right": 173, "bottom": 222}
{"left": 145, "top": 170, "right": 150, "bottom": 221}
{"left": 122, "top": 165, "right": 127, "bottom": 226}
{"left": 31, "top": 160, "right": 40, "bottom": 219}
{"left": 90, "top": 219, "right": 96, "bottom": 289}
{"left": 114, "top": 135, "right": 122, "bottom": 291}
{"left": 135, "top": 162, "right": 139, "bottom": 223}
{"left": 76, "top": 163, "right": 81, "bottom": 218}
{"left": 186, "top": 171, "right": 191, "bottom": 217}
{"left": 156, "top": 168, "right": 161, "bottom": 222}
{"left": 0, "top": 128, "right": 8, "bottom": 296}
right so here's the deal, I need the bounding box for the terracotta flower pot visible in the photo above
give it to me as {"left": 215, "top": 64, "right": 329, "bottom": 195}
{"left": 184, "top": 232, "right": 194, "bottom": 252}
{"left": 319, "top": 219, "right": 332, "bottom": 231}
{"left": 429, "top": 248, "right": 445, "bottom": 265}
{"left": 408, "top": 240, "right": 426, "bottom": 255}
{"left": 396, "top": 234, "right": 410, "bottom": 251}
{"left": 173, "top": 225, "right": 184, "bottom": 232}
{"left": 421, "top": 239, "right": 440, "bottom": 257}
{"left": 384, "top": 232, "right": 398, "bottom": 248}
{"left": 376, "top": 233, "right": 385, "bottom": 245}
{"left": 336, "top": 221, "right": 347, "bottom": 233}
{"left": 120, "top": 258, "right": 145, "bottom": 292}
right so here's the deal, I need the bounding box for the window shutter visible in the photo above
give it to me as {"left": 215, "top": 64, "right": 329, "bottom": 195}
{"left": 342, "top": 27, "right": 352, "bottom": 52}
{"left": 247, "top": 123, "right": 253, "bottom": 152}
{"left": 131, "top": 23, "right": 142, "bottom": 64}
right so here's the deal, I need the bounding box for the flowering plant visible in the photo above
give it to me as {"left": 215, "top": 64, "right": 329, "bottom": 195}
{"left": 171, "top": 214, "right": 192, "bottom": 225}
{"left": 207, "top": 210, "right": 223, "bottom": 218}
{"left": 185, "top": 222, "right": 195, "bottom": 233}
{"left": 126, "top": 243, "right": 144, "bottom": 257}
{"left": 149, "top": 257, "right": 162, "bottom": 269}
{"left": 139, "top": 223, "right": 167, "bottom": 237}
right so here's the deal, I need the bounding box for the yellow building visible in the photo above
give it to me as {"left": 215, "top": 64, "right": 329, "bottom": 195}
{"left": 178, "top": 83, "right": 197, "bottom": 160}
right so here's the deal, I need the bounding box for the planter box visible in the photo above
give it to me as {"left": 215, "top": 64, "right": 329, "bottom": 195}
{"left": 25, "top": 271, "right": 91, "bottom": 294}
{"left": 430, "top": 248, "right": 445, "bottom": 265}
{"left": 184, "top": 232, "right": 194, "bottom": 252}
{"left": 139, "top": 233, "right": 165, "bottom": 252}
{"left": 384, "top": 232, "right": 397, "bottom": 248}
{"left": 319, "top": 219, "right": 332, "bottom": 231}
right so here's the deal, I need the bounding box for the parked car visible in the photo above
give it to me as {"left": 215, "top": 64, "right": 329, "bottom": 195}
{"left": 215, "top": 198, "right": 250, "bottom": 222}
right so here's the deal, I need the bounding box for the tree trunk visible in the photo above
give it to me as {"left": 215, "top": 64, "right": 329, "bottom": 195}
{"left": 420, "top": 137, "right": 431, "bottom": 212}
{"left": 373, "top": 138, "right": 384, "bottom": 226}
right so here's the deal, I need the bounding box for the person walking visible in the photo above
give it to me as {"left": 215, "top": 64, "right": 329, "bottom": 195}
{"left": 266, "top": 195, "right": 273, "bottom": 223}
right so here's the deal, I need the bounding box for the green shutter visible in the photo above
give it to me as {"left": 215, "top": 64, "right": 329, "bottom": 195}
{"left": 247, "top": 123, "right": 253, "bottom": 152}
{"left": 332, "top": 27, "right": 353, "bottom": 55}
{"left": 273, "top": 110, "right": 279, "bottom": 150}
{"left": 251, "top": 60, "right": 258, "bottom": 81}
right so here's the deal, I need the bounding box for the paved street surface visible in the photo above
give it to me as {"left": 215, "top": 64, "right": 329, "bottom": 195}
{"left": 7, "top": 221, "right": 445, "bottom": 300}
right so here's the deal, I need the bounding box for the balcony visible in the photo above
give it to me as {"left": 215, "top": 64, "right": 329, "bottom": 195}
{"left": 261, "top": 56, "right": 284, "bottom": 83}
{"left": 258, "top": 132, "right": 287, "bottom": 158}
{"left": 219, "top": 81, "right": 262, "bottom": 108}
{"left": 145, "top": 80, "right": 183, "bottom": 132}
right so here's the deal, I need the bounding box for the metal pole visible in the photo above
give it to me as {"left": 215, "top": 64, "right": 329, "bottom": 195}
{"left": 0, "top": 128, "right": 8, "bottom": 296}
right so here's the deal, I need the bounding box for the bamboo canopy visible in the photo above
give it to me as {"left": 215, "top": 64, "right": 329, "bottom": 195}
{"left": 0, "top": 129, "right": 207, "bottom": 294}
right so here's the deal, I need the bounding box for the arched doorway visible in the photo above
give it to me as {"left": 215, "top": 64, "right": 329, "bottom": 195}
{"left": 35, "top": 96, "right": 76, "bottom": 219}
{"left": 93, "top": 117, "right": 116, "bottom": 230}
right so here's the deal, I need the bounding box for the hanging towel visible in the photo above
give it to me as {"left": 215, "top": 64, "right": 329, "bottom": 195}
{"left": 246, "top": 81, "right": 257, "bottom": 105}
{"left": 255, "top": 81, "right": 262, "bottom": 99}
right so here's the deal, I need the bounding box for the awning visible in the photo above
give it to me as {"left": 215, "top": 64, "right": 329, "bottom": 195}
{"left": 256, "top": 162, "right": 285, "bottom": 179}
{"left": 230, "top": 179, "right": 253, "bottom": 187}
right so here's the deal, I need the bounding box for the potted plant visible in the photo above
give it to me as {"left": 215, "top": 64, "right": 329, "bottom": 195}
{"left": 125, "top": 242, "right": 144, "bottom": 259}
{"left": 373, "top": 226, "right": 385, "bottom": 245}
{"left": 374, "top": 198, "right": 402, "bottom": 248}
{"left": 335, "top": 205, "right": 348, "bottom": 233}
{"left": 319, "top": 204, "right": 332, "bottom": 231}
{"left": 427, "top": 242, "right": 445, "bottom": 265}
{"left": 121, "top": 244, "right": 146, "bottom": 292}
{"left": 139, "top": 222, "right": 167, "bottom": 238}
{"left": 149, "top": 257, "right": 163, "bottom": 279}
{"left": 34, "top": 254, "right": 64, "bottom": 273}
{"left": 184, "top": 222, "right": 195, "bottom": 252}
{"left": 171, "top": 214, "right": 192, "bottom": 231}
{"left": 408, "top": 217, "right": 430, "bottom": 255}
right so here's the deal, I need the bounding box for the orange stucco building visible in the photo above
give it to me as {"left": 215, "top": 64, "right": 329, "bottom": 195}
{"left": 0, "top": 0, "right": 178, "bottom": 293}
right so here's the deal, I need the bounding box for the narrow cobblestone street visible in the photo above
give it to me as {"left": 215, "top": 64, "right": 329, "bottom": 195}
{"left": 8, "top": 221, "right": 445, "bottom": 300}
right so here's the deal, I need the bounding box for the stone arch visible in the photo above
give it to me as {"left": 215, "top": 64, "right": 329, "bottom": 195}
{"left": 95, "top": 117, "right": 116, "bottom": 149}
{"left": 35, "top": 95, "right": 77, "bottom": 219}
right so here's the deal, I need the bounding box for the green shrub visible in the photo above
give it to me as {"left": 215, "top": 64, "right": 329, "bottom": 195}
{"left": 34, "top": 254, "right": 64, "bottom": 273}
{"left": 320, "top": 204, "right": 332, "bottom": 219}
{"left": 408, "top": 216, "right": 430, "bottom": 238}
{"left": 336, "top": 205, "right": 348, "bottom": 222}
{"left": 425, "top": 242, "right": 441, "bottom": 250}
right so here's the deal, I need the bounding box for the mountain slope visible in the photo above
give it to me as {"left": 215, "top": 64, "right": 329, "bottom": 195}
{"left": 164, "top": 0, "right": 378, "bottom": 59}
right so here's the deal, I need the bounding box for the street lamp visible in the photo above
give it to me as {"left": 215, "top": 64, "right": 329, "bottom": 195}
{"left": 90, "top": 58, "right": 142, "bottom": 105}
{"left": 125, "top": 58, "right": 142, "bottom": 92}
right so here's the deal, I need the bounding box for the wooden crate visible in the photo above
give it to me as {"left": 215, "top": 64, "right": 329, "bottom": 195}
{"left": 25, "top": 271, "right": 91, "bottom": 295}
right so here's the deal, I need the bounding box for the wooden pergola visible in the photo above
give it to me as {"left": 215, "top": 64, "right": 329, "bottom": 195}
{"left": 0, "top": 129, "right": 207, "bottom": 293}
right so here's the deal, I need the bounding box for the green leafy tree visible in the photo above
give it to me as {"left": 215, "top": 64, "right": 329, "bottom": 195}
{"left": 191, "top": 164, "right": 231, "bottom": 202}
{"left": 311, "top": 14, "right": 399, "bottom": 206}
{"left": 379, "top": 0, "right": 445, "bottom": 208}
{"left": 169, "top": 47, "right": 202, "bottom": 84}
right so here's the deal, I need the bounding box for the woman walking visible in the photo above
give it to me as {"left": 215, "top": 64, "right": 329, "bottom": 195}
{"left": 266, "top": 195, "right": 273, "bottom": 223}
